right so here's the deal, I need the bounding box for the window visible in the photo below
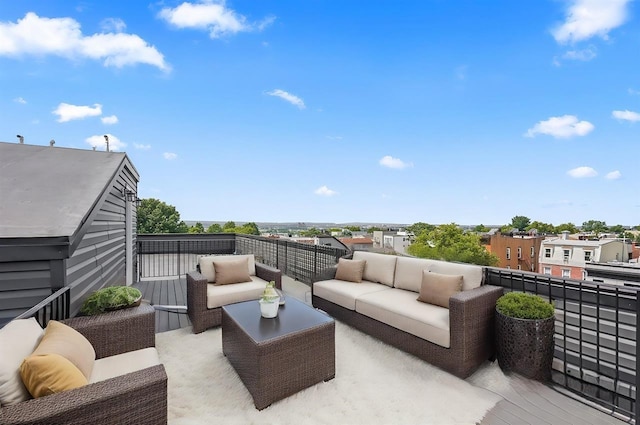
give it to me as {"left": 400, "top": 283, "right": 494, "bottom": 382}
{"left": 517, "top": 265, "right": 521, "bottom": 270}
{"left": 543, "top": 267, "right": 551, "bottom": 275}
{"left": 584, "top": 251, "right": 592, "bottom": 261}
{"left": 531, "top": 247, "right": 535, "bottom": 257}
{"left": 544, "top": 248, "right": 551, "bottom": 258}
{"left": 506, "top": 247, "right": 511, "bottom": 260}
{"left": 563, "top": 249, "right": 570, "bottom": 262}
{"left": 582, "top": 271, "right": 588, "bottom": 280}
{"left": 562, "top": 269, "right": 571, "bottom": 278}
{"left": 517, "top": 247, "right": 522, "bottom": 259}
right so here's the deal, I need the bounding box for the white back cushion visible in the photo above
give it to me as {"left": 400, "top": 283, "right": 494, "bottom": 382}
{"left": 0, "top": 318, "right": 44, "bottom": 406}
{"left": 394, "top": 256, "right": 484, "bottom": 292}
{"left": 394, "top": 256, "right": 432, "bottom": 292}
{"left": 198, "top": 254, "right": 256, "bottom": 283}
{"left": 352, "top": 252, "right": 397, "bottom": 287}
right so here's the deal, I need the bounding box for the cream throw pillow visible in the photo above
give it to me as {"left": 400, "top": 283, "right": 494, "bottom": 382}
{"left": 0, "top": 318, "right": 44, "bottom": 406}
{"left": 334, "top": 259, "right": 366, "bottom": 283}
{"left": 20, "top": 353, "right": 88, "bottom": 398}
{"left": 33, "top": 321, "right": 96, "bottom": 380}
{"left": 417, "top": 271, "right": 463, "bottom": 308}
{"left": 213, "top": 257, "right": 252, "bottom": 285}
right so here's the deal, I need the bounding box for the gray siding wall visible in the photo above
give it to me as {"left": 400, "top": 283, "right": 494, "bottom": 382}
{"left": 0, "top": 260, "right": 56, "bottom": 324}
{"left": 66, "top": 161, "right": 138, "bottom": 315}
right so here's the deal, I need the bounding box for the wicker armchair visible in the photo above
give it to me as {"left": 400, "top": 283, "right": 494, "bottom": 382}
{"left": 187, "top": 262, "right": 282, "bottom": 333}
{"left": 0, "top": 304, "right": 168, "bottom": 425}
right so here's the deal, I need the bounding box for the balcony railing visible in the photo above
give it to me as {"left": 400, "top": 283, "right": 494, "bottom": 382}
{"left": 133, "top": 233, "right": 636, "bottom": 421}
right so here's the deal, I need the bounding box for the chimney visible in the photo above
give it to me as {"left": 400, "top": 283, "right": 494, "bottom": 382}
{"left": 16, "top": 135, "right": 24, "bottom": 144}
{"left": 49, "top": 139, "right": 55, "bottom": 147}
{"left": 561, "top": 231, "right": 569, "bottom": 240}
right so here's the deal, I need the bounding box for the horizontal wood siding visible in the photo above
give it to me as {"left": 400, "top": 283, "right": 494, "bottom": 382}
{"left": 65, "top": 158, "right": 138, "bottom": 315}
{"left": 0, "top": 260, "right": 54, "bottom": 325}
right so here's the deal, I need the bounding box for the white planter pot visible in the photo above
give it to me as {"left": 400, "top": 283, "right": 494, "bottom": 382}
{"left": 259, "top": 297, "right": 280, "bottom": 318}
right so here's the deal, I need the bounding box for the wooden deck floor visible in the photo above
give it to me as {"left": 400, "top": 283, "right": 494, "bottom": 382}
{"left": 134, "top": 277, "right": 630, "bottom": 425}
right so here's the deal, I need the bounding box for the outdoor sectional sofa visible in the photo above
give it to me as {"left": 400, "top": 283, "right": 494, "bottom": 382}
{"left": 312, "top": 251, "right": 503, "bottom": 378}
{"left": 187, "top": 254, "right": 282, "bottom": 333}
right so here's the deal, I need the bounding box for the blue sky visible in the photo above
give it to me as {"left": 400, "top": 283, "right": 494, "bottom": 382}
{"left": 1, "top": 1, "right": 638, "bottom": 226}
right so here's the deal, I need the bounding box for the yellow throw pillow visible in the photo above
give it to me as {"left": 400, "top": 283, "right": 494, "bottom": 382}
{"left": 416, "top": 271, "right": 463, "bottom": 308}
{"left": 20, "top": 353, "right": 88, "bottom": 398}
{"left": 213, "top": 257, "right": 252, "bottom": 285}
{"left": 334, "top": 258, "right": 366, "bottom": 283}
{"left": 33, "top": 321, "right": 96, "bottom": 380}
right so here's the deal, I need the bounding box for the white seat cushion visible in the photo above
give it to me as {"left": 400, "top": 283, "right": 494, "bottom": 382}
{"left": 0, "top": 318, "right": 44, "bottom": 406}
{"left": 394, "top": 256, "right": 432, "bottom": 293}
{"left": 356, "top": 288, "right": 451, "bottom": 348}
{"left": 313, "top": 279, "right": 391, "bottom": 310}
{"left": 394, "top": 256, "right": 484, "bottom": 291}
{"left": 352, "top": 251, "right": 397, "bottom": 287}
{"left": 89, "top": 347, "right": 160, "bottom": 383}
{"left": 206, "top": 276, "right": 267, "bottom": 309}
{"left": 426, "top": 259, "right": 483, "bottom": 291}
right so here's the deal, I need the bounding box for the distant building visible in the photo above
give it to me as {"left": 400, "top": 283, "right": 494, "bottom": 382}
{"left": 488, "top": 233, "right": 544, "bottom": 272}
{"left": 372, "top": 231, "right": 411, "bottom": 254}
{"left": 338, "top": 237, "right": 373, "bottom": 252}
{"left": 538, "top": 232, "right": 633, "bottom": 280}
{"left": 0, "top": 142, "right": 139, "bottom": 324}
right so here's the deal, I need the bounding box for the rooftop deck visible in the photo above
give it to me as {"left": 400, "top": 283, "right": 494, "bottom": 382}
{"left": 134, "top": 275, "right": 628, "bottom": 425}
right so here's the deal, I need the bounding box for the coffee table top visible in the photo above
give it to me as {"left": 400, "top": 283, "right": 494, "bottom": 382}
{"left": 222, "top": 296, "right": 333, "bottom": 343}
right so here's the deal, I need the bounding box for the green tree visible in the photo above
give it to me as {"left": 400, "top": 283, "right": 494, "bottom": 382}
{"left": 237, "top": 222, "right": 260, "bottom": 235}
{"left": 609, "top": 224, "right": 626, "bottom": 235}
{"left": 345, "top": 225, "right": 361, "bottom": 232}
{"left": 554, "top": 222, "right": 578, "bottom": 234}
{"left": 407, "top": 223, "right": 499, "bottom": 266}
{"left": 188, "top": 222, "right": 205, "bottom": 233}
{"left": 300, "top": 227, "right": 328, "bottom": 237}
{"left": 526, "top": 221, "right": 555, "bottom": 234}
{"left": 137, "top": 198, "right": 188, "bottom": 234}
{"left": 582, "top": 220, "right": 608, "bottom": 235}
{"left": 473, "top": 224, "right": 490, "bottom": 233}
{"left": 406, "top": 222, "right": 435, "bottom": 237}
{"left": 510, "top": 215, "right": 531, "bottom": 231}
{"left": 206, "top": 223, "right": 222, "bottom": 233}
{"left": 222, "top": 221, "right": 236, "bottom": 233}
{"left": 366, "top": 226, "right": 383, "bottom": 234}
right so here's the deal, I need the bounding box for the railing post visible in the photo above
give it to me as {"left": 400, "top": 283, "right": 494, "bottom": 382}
{"left": 313, "top": 245, "right": 318, "bottom": 280}
{"left": 276, "top": 241, "right": 280, "bottom": 270}
{"left": 633, "top": 291, "right": 640, "bottom": 423}
{"left": 177, "top": 240, "right": 181, "bottom": 277}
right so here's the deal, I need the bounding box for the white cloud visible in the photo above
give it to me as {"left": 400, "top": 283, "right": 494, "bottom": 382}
{"left": 612, "top": 110, "right": 640, "bottom": 122}
{"left": 605, "top": 170, "right": 622, "bottom": 180}
{"left": 326, "top": 135, "right": 343, "bottom": 141}
{"left": 567, "top": 166, "right": 598, "bottom": 178}
{"left": 552, "top": 0, "right": 631, "bottom": 44}
{"left": 525, "top": 115, "right": 594, "bottom": 139}
{"left": 13, "top": 97, "right": 26, "bottom": 104}
{"left": 100, "top": 18, "right": 126, "bottom": 33}
{"left": 85, "top": 133, "right": 125, "bottom": 151}
{"left": 379, "top": 155, "right": 413, "bottom": 169}
{"left": 629, "top": 88, "right": 640, "bottom": 96}
{"left": 158, "top": 1, "right": 274, "bottom": 38}
{"left": 562, "top": 46, "right": 597, "bottom": 61}
{"left": 455, "top": 65, "right": 467, "bottom": 81}
{"left": 134, "top": 143, "right": 151, "bottom": 150}
{"left": 101, "top": 115, "right": 118, "bottom": 125}
{"left": 53, "top": 103, "right": 102, "bottom": 122}
{"left": 266, "top": 89, "right": 305, "bottom": 109}
{"left": 0, "top": 12, "right": 169, "bottom": 71}
{"left": 164, "top": 152, "right": 177, "bottom": 160}
{"left": 314, "top": 185, "right": 337, "bottom": 196}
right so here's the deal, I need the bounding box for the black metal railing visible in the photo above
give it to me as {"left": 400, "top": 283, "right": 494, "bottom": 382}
{"left": 137, "top": 234, "right": 235, "bottom": 278}
{"left": 13, "top": 286, "right": 71, "bottom": 328}
{"left": 486, "top": 268, "right": 638, "bottom": 421}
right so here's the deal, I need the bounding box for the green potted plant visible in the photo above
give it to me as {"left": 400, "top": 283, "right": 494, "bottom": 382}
{"left": 495, "top": 291, "right": 555, "bottom": 381}
{"left": 80, "top": 286, "right": 143, "bottom": 316}
{"left": 258, "top": 281, "right": 280, "bottom": 318}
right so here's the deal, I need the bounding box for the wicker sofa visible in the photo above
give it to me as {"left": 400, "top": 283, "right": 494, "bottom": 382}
{"left": 312, "top": 252, "right": 503, "bottom": 378}
{"left": 0, "top": 304, "right": 167, "bottom": 425}
{"left": 187, "top": 254, "right": 282, "bottom": 333}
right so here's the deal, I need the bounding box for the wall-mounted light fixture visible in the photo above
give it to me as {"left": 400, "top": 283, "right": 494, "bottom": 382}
{"left": 124, "top": 188, "right": 141, "bottom": 206}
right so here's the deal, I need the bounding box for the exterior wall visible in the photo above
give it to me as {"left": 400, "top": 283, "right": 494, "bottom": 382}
{"left": 489, "top": 234, "right": 542, "bottom": 272}
{"left": 65, "top": 161, "right": 138, "bottom": 315}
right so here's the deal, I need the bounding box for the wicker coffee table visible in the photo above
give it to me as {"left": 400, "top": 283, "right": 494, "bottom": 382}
{"left": 222, "top": 296, "right": 335, "bottom": 410}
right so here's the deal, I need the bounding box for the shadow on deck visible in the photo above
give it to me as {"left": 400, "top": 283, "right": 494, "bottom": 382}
{"left": 134, "top": 277, "right": 190, "bottom": 333}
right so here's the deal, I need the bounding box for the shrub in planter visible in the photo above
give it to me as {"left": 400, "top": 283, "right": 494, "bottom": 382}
{"left": 495, "top": 292, "right": 555, "bottom": 381}
{"left": 80, "top": 286, "right": 143, "bottom": 316}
